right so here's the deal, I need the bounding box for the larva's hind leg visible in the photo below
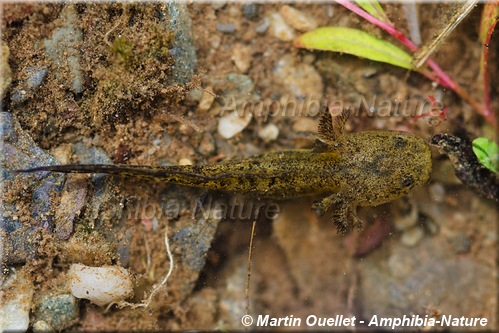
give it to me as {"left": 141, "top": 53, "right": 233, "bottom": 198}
{"left": 349, "top": 207, "right": 364, "bottom": 230}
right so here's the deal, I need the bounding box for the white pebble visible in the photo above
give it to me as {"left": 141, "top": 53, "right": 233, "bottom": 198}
{"left": 256, "top": 18, "right": 270, "bottom": 34}
{"left": 258, "top": 123, "right": 279, "bottom": 142}
{"left": 0, "top": 269, "right": 34, "bottom": 332}
{"left": 218, "top": 111, "right": 252, "bottom": 139}
{"left": 279, "top": 5, "right": 318, "bottom": 32}
{"left": 429, "top": 183, "right": 446, "bottom": 203}
{"left": 67, "top": 264, "right": 134, "bottom": 306}
{"left": 400, "top": 226, "right": 424, "bottom": 247}
{"left": 268, "top": 12, "right": 296, "bottom": 41}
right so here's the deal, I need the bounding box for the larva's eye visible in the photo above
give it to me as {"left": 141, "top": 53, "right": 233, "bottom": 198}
{"left": 401, "top": 175, "right": 414, "bottom": 188}
{"left": 392, "top": 136, "right": 407, "bottom": 148}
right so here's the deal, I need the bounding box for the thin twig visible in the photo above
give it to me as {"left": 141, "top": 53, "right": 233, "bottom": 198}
{"left": 245, "top": 221, "right": 257, "bottom": 317}
{"left": 412, "top": 0, "right": 478, "bottom": 68}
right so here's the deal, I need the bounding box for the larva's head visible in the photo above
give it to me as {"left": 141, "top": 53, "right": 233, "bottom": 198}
{"left": 342, "top": 130, "right": 432, "bottom": 207}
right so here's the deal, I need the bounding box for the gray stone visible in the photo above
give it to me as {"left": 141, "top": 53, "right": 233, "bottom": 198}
{"left": 172, "top": 209, "right": 220, "bottom": 272}
{"left": 216, "top": 23, "right": 237, "bottom": 33}
{"left": 242, "top": 3, "right": 259, "bottom": 20}
{"left": 33, "top": 293, "right": 79, "bottom": 331}
{"left": 164, "top": 3, "right": 198, "bottom": 84}
{"left": 43, "top": 5, "right": 83, "bottom": 93}
{"left": 11, "top": 67, "right": 48, "bottom": 105}
{"left": 255, "top": 18, "right": 270, "bottom": 34}
{"left": 1, "top": 112, "right": 64, "bottom": 264}
{"left": 71, "top": 142, "right": 125, "bottom": 231}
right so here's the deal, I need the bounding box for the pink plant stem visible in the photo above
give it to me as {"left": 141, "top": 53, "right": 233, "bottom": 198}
{"left": 336, "top": 0, "right": 494, "bottom": 125}
{"left": 483, "top": 23, "right": 496, "bottom": 121}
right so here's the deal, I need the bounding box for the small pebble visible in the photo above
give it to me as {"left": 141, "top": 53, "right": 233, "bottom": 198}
{"left": 50, "top": 143, "right": 73, "bottom": 165}
{"left": 198, "top": 88, "right": 216, "bottom": 112}
{"left": 33, "top": 320, "right": 55, "bottom": 333}
{"left": 67, "top": 263, "right": 134, "bottom": 306}
{"left": 179, "top": 158, "right": 193, "bottom": 166}
{"left": 255, "top": 18, "right": 270, "bottom": 34}
{"left": 268, "top": 12, "right": 296, "bottom": 41}
{"left": 231, "top": 44, "right": 252, "bottom": 73}
{"left": 392, "top": 198, "right": 419, "bottom": 231}
{"left": 258, "top": 123, "right": 279, "bottom": 142}
{"left": 421, "top": 213, "right": 439, "bottom": 235}
{"left": 273, "top": 55, "right": 324, "bottom": 101}
{"left": 241, "top": 3, "right": 258, "bottom": 20}
{"left": 327, "top": 5, "right": 334, "bottom": 17}
{"left": 11, "top": 67, "right": 48, "bottom": 104}
{"left": 279, "top": 5, "right": 318, "bottom": 32}
{"left": 33, "top": 294, "right": 79, "bottom": 331}
{"left": 429, "top": 183, "right": 446, "bottom": 203}
{"left": 211, "top": 2, "right": 226, "bottom": 10}
{"left": 0, "top": 269, "right": 34, "bottom": 332}
{"left": 218, "top": 111, "right": 252, "bottom": 139}
{"left": 451, "top": 232, "right": 471, "bottom": 254}
{"left": 210, "top": 34, "right": 222, "bottom": 49}
{"left": 400, "top": 226, "right": 424, "bottom": 247}
{"left": 198, "top": 133, "right": 216, "bottom": 155}
{"left": 216, "top": 23, "right": 237, "bottom": 33}
{"left": 188, "top": 87, "right": 203, "bottom": 102}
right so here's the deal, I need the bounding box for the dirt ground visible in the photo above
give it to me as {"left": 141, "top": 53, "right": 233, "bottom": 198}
{"left": 1, "top": 2, "right": 497, "bottom": 331}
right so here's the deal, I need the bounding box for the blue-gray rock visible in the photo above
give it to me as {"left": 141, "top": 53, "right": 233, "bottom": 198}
{"left": 255, "top": 18, "right": 270, "bottom": 34}
{"left": 11, "top": 67, "right": 48, "bottom": 105}
{"left": 164, "top": 3, "right": 198, "bottom": 84}
{"left": 33, "top": 293, "right": 79, "bottom": 331}
{"left": 43, "top": 5, "right": 83, "bottom": 93}
{"left": 242, "top": 3, "right": 259, "bottom": 20}
{"left": 1, "top": 112, "right": 64, "bottom": 264}
{"left": 71, "top": 142, "right": 125, "bottom": 229}
{"left": 216, "top": 23, "right": 237, "bottom": 33}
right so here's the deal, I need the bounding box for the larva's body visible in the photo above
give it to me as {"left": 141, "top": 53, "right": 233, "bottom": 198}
{"left": 19, "top": 110, "right": 432, "bottom": 233}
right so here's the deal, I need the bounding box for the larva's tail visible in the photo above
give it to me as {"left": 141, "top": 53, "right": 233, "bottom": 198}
{"left": 16, "top": 164, "right": 222, "bottom": 189}
{"left": 16, "top": 164, "right": 153, "bottom": 175}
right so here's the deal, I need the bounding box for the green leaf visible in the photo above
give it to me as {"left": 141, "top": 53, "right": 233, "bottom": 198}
{"left": 294, "top": 27, "right": 413, "bottom": 69}
{"left": 354, "top": 0, "right": 389, "bottom": 23}
{"left": 472, "top": 137, "right": 499, "bottom": 173}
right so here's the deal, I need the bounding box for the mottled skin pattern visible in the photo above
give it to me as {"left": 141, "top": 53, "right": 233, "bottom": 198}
{"left": 19, "top": 110, "right": 432, "bottom": 234}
